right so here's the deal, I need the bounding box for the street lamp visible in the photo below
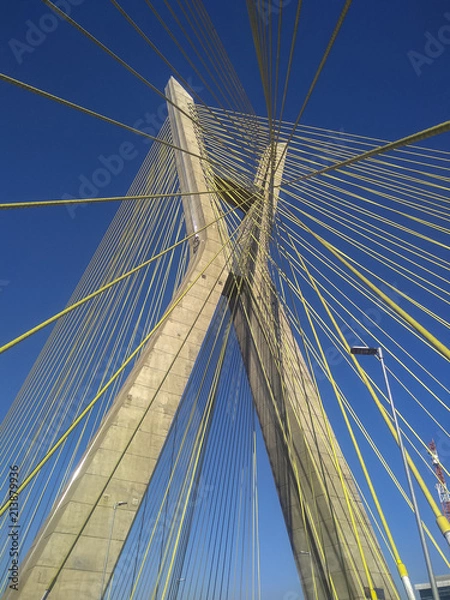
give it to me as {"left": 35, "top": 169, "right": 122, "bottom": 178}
{"left": 351, "top": 346, "right": 439, "bottom": 600}
{"left": 99, "top": 501, "right": 128, "bottom": 600}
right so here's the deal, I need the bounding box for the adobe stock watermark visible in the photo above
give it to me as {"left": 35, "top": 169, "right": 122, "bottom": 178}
{"left": 257, "top": 0, "right": 292, "bottom": 26}
{"left": 7, "top": 465, "right": 20, "bottom": 592}
{"left": 434, "top": 430, "right": 450, "bottom": 461}
{"left": 0, "top": 280, "right": 11, "bottom": 293}
{"left": 407, "top": 13, "right": 450, "bottom": 77}
{"left": 8, "top": 0, "right": 86, "bottom": 65}
{"left": 63, "top": 78, "right": 203, "bottom": 220}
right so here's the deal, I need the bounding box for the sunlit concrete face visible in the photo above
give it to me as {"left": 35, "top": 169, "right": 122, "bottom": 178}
{"left": 6, "top": 78, "right": 229, "bottom": 600}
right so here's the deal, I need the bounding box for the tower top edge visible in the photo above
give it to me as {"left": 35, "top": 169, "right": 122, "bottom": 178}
{"left": 165, "top": 76, "right": 195, "bottom": 105}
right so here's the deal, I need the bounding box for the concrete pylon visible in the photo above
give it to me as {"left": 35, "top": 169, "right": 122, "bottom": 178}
{"left": 7, "top": 78, "right": 229, "bottom": 600}
{"left": 224, "top": 144, "right": 398, "bottom": 599}
{"left": 8, "top": 79, "right": 397, "bottom": 600}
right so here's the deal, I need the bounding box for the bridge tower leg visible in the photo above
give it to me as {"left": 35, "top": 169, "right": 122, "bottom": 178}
{"left": 8, "top": 79, "right": 397, "bottom": 600}
{"left": 8, "top": 77, "right": 229, "bottom": 600}
{"left": 225, "top": 146, "right": 397, "bottom": 599}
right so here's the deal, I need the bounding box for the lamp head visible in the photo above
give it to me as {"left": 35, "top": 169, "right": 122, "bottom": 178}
{"left": 350, "top": 346, "right": 379, "bottom": 356}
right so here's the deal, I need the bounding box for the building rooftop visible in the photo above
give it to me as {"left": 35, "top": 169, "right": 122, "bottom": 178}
{"left": 415, "top": 575, "right": 450, "bottom": 590}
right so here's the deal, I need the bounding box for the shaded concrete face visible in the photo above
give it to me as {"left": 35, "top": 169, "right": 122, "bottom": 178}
{"left": 7, "top": 80, "right": 397, "bottom": 600}
{"left": 224, "top": 145, "right": 398, "bottom": 599}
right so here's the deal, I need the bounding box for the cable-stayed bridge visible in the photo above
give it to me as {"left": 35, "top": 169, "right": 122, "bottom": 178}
{"left": 1, "top": 2, "right": 450, "bottom": 599}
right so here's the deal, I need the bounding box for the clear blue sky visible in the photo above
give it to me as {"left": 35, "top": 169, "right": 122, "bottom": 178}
{"left": 1, "top": 1, "right": 450, "bottom": 597}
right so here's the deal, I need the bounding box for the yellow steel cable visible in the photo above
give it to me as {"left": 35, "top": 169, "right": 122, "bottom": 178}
{"left": 277, "top": 116, "right": 450, "bottom": 160}
{"left": 128, "top": 309, "right": 234, "bottom": 596}
{"left": 0, "top": 196, "right": 127, "bottom": 455}
{"left": 0, "top": 195, "right": 170, "bottom": 472}
{"left": 308, "top": 337, "right": 450, "bottom": 569}
{"left": 288, "top": 239, "right": 450, "bottom": 538}
{"left": 41, "top": 0, "right": 255, "bottom": 163}
{"left": 284, "top": 182, "right": 450, "bottom": 273}
{"left": 289, "top": 163, "right": 450, "bottom": 223}
{"left": 246, "top": 0, "right": 270, "bottom": 122}
{"left": 186, "top": 352, "right": 252, "bottom": 598}
{"left": 0, "top": 195, "right": 253, "bottom": 354}
{"left": 0, "top": 177, "right": 267, "bottom": 521}
{"left": 279, "top": 279, "right": 450, "bottom": 571}
{"left": 283, "top": 212, "right": 450, "bottom": 362}
{"left": 386, "top": 371, "right": 450, "bottom": 465}
{"left": 152, "top": 317, "right": 233, "bottom": 600}
{"left": 272, "top": 0, "right": 284, "bottom": 122}
{"left": 252, "top": 427, "right": 262, "bottom": 600}
{"left": 146, "top": 0, "right": 251, "bottom": 120}
{"left": 275, "top": 0, "right": 353, "bottom": 171}
{"left": 231, "top": 213, "right": 370, "bottom": 595}
{"left": 354, "top": 157, "right": 450, "bottom": 192}
{"left": 274, "top": 0, "right": 303, "bottom": 142}
{"left": 3, "top": 184, "right": 183, "bottom": 516}
{"left": 282, "top": 152, "right": 450, "bottom": 225}
{"left": 40, "top": 0, "right": 167, "bottom": 101}
{"left": 290, "top": 175, "right": 450, "bottom": 266}
{"left": 172, "top": 0, "right": 246, "bottom": 111}
{"left": 109, "top": 0, "right": 255, "bottom": 127}
{"left": 230, "top": 111, "right": 450, "bottom": 162}
{"left": 281, "top": 193, "right": 450, "bottom": 284}
{"left": 291, "top": 243, "right": 412, "bottom": 585}
{"left": 294, "top": 168, "right": 450, "bottom": 237}
{"left": 366, "top": 150, "right": 450, "bottom": 175}
{"left": 278, "top": 200, "right": 450, "bottom": 315}
{"left": 291, "top": 286, "right": 449, "bottom": 477}
{"left": 235, "top": 267, "right": 363, "bottom": 597}
{"left": 64, "top": 200, "right": 183, "bottom": 472}
{"left": 327, "top": 153, "right": 450, "bottom": 208}
{"left": 280, "top": 190, "right": 450, "bottom": 305}
{"left": 0, "top": 208, "right": 238, "bottom": 556}
{"left": 278, "top": 232, "right": 450, "bottom": 415}
{"left": 191, "top": 0, "right": 252, "bottom": 113}
{"left": 0, "top": 224, "right": 227, "bottom": 517}
{"left": 267, "top": 236, "right": 398, "bottom": 596}
{"left": 281, "top": 300, "right": 450, "bottom": 570}
{"left": 273, "top": 234, "right": 444, "bottom": 462}
{"left": 288, "top": 281, "right": 379, "bottom": 597}
{"left": 275, "top": 271, "right": 450, "bottom": 470}
{"left": 0, "top": 72, "right": 232, "bottom": 172}
{"left": 0, "top": 190, "right": 221, "bottom": 210}
{"left": 275, "top": 229, "right": 450, "bottom": 447}
{"left": 0, "top": 136, "right": 175, "bottom": 444}
{"left": 174, "top": 0, "right": 247, "bottom": 113}
{"left": 280, "top": 120, "right": 450, "bottom": 186}
{"left": 289, "top": 291, "right": 399, "bottom": 580}
{"left": 322, "top": 169, "right": 448, "bottom": 233}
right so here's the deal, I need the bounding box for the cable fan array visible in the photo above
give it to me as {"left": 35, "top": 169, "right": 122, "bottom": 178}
{"left": 1, "top": 94, "right": 450, "bottom": 597}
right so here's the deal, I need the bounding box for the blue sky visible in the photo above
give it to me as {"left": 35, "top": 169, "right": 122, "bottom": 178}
{"left": 1, "top": 0, "right": 450, "bottom": 597}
